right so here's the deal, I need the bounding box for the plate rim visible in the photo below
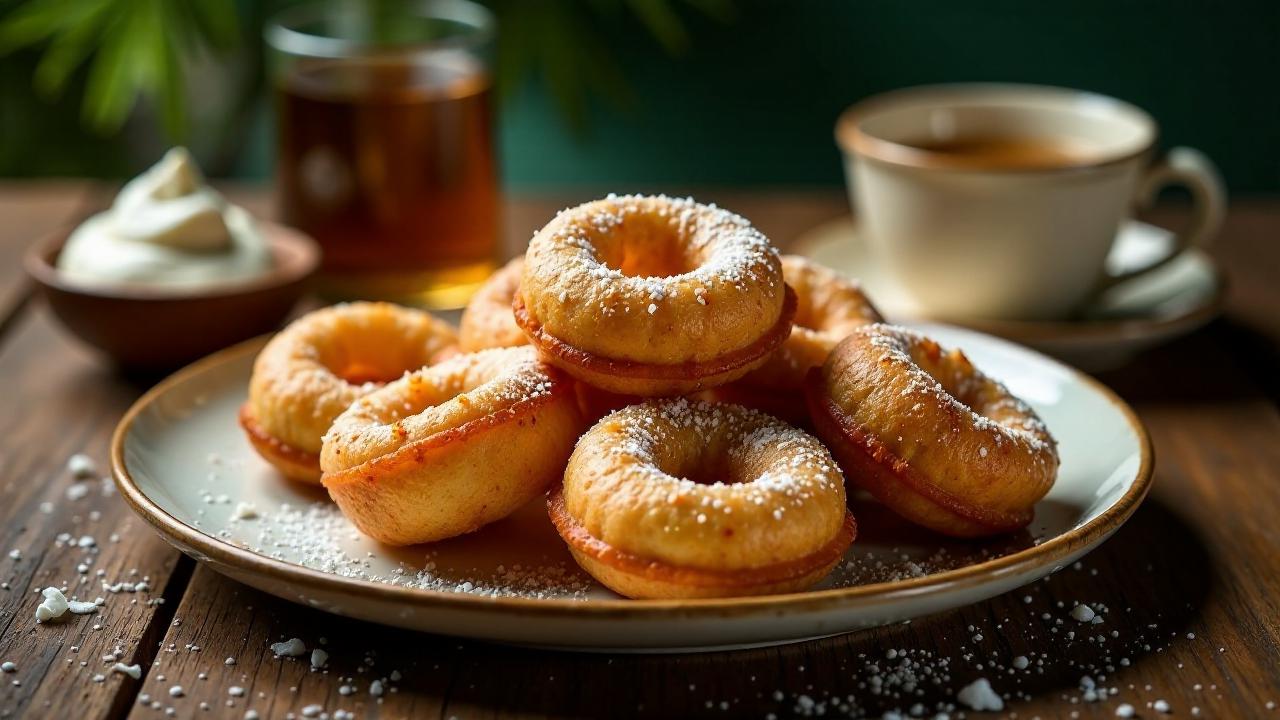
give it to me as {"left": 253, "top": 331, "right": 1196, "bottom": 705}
{"left": 111, "top": 331, "right": 1154, "bottom": 621}
{"left": 795, "top": 215, "right": 1227, "bottom": 342}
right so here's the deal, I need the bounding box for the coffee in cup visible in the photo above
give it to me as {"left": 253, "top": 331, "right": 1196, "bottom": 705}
{"left": 836, "top": 84, "right": 1225, "bottom": 321}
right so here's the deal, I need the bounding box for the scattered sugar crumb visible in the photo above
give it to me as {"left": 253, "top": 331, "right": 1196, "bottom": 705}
{"left": 957, "top": 678, "right": 1003, "bottom": 711}
{"left": 1071, "top": 603, "right": 1097, "bottom": 622}
{"left": 270, "top": 638, "right": 306, "bottom": 658}
{"left": 68, "top": 453, "right": 97, "bottom": 478}
{"left": 35, "top": 587, "right": 69, "bottom": 623}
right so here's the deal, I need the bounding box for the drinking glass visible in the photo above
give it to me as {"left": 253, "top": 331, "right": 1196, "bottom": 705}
{"left": 267, "top": 0, "right": 498, "bottom": 308}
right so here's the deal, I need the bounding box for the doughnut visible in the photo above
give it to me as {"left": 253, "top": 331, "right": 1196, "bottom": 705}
{"left": 321, "top": 347, "right": 583, "bottom": 546}
{"left": 514, "top": 194, "right": 796, "bottom": 396}
{"left": 458, "top": 257, "right": 528, "bottom": 351}
{"left": 550, "top": 399, "right": 856, "bottom": 599}
{"left": 805, "top": 324, "right": 1058, "bottom": 538}
{"left": 240, "top": 302, "right": 458, "bottom": 484}
{"left": 705, "top": 255, "right": 882, "bottom": 423}
{"left": 741, "top": 255, "right": 882, "bottom": 389}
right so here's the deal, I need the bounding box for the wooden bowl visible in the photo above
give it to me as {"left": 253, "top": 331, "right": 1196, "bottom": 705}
{"left": 25, "top": 222, "right": 320, "bottom": 372}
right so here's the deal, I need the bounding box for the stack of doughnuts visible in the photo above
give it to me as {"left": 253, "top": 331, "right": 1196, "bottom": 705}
{"left": 240, "top": 194, "right": 1059, "bottom": 599}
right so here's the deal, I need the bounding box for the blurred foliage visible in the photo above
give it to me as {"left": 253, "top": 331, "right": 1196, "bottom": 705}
{"left": 491, "top": 0, "right": 732, "bottom": 130}
{"left": 0, "top": 0, "right": 237, "bottom": 138}
{"left": 0, "top": 0, "right": 731, "bottom": 156}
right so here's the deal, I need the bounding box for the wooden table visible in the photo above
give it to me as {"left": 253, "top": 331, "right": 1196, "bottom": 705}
{"left": 0, "top": 184, "right": 1276, "bottom": 720}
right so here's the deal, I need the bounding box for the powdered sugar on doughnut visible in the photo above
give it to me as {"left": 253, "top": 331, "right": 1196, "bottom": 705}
{"left": 606, "top": 399, "right": 841, "bottom": 511}
{"left": 519, "top": 194, "right": 788, "bottom": 366}
{"left": 552, "top": 194, "right": 776, "bottom": 305}
{"left": 320, "top": 347, "right": 562, "bottom": 474}
{"left": 866, "top": 324, "right": 1055, "bottom": 455}
{"left": 563, "top": 399, "right": 849, "bottom": 570}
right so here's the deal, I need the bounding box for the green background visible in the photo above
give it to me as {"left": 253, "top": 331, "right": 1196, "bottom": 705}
{"left": 497, "top": 0, "right": 1279, "bottom": 192}
{"left": 3, "top": 0, "right": 1278, "bottom": 192}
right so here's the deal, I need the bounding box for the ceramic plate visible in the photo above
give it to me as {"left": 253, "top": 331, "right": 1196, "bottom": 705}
{"left": 112, "top": 326, "right": 1151, "bottom": 652}
{"left": 798, "top": 218, "right": 1225, "bottom": 371}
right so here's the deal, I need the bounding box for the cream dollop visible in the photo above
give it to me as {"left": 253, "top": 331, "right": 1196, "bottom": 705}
{"left": 57, "top": 148, "right": 273, "bottom": 289}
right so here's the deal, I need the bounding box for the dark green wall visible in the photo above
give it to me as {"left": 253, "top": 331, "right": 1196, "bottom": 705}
{"left": 499, "top": 0, "right": 1279, "bottom": 191}
{"left": 3, "top": 1, "right": 1277, "bottom": 192}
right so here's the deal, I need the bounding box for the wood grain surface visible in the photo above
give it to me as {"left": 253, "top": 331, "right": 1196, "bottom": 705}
{"left": 0, "top": 185, "right": 1276, "bottom": 719}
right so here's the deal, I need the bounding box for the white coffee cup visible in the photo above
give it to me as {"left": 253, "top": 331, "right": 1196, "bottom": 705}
{"left": 835, "top": 84, "right": 1225, "bottom": 321}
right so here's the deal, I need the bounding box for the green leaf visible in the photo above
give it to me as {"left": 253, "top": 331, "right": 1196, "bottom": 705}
{"left": 81, "top": 2, "right": 143, "bottom": 133}
{"left": 152, "top": 1, "right": 187, "bottom": 138}
{"left": 4, "top": 0, "right": 238, "bottom": 140}
{"left": 31, "top": 0, "right": 112, "bottom": 98}
{"left": 491, "top": 0, "right": 726, "bottom": 132}
{"left": 0, "top": 0, "right": 74, "bottom": 54}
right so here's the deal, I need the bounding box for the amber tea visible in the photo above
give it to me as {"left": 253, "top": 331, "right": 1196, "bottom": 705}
{"left": 269, "top": 1, "right": 499, "bottom": 308}
{"left": 276, "top": 55, "right": 497, "bottom": 307}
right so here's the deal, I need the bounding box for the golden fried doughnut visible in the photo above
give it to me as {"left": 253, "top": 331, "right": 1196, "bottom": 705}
{"left": 551, "top": 399, "right": 855, "bottom": 598}
{"left": 458, "top": 257, "right": 528, "bottom": 351}
{"left": 241, "top": 302, "right": 458, "bottom": 484}
{"left": 805, "top": 324, "right": 1058, "bottom": 538}
{"left": 742, "top": 255, "right": 882, "bottom": 389}
{"left": 705, "top": 255, "right": 882, "bottom": 424}
{"left": 321, "top": 347, "right": 583, "bottom": 546}
{"left": 515, "top": 194, "right": 795, "bottom": 396}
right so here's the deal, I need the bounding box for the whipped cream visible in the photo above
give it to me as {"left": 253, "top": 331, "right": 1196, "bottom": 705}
{"left": 57, "top": 148, "right": 273, "bottom": 289}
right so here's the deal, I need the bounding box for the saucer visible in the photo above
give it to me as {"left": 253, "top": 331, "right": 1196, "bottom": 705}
{"left": 796, "top": 218, "right": 1226, "bottom": 371}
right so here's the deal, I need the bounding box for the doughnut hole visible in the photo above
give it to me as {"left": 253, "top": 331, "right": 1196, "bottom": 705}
{"left": 587, "top": 212, "right": 700, "bottom": 278}
{"left": 312, "top": 317, "right": 447, "bottom": 385}
{"left": 643, "top": 427, "right": 757, "bottom": 490}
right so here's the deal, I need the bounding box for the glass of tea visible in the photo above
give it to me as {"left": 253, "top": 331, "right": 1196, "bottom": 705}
{"left": 266, "top": 0, "right": 498, "bottom": 309}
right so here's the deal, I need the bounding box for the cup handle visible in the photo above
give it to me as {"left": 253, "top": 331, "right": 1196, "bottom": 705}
{"left": 1096, "top": 147, "right": 1226, "bottom": 290}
